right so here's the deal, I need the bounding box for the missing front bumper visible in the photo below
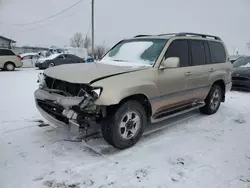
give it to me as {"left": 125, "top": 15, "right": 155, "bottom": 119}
{"left": 34, "top": 89, "right": 101, "bottom": 131}
{"left": 36, "top": 103, "right": 80, "bottom": 133}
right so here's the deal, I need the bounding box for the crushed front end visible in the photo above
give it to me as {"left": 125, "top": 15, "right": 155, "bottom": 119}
{"left": 34, "top": 73, "right": 104, "bottom": 132}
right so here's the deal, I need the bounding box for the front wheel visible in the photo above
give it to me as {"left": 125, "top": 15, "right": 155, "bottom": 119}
{"left": 101, "top": 101, "right": 146, "bottom": 149}
{"left": 48, "top": 62, "right": 55, "bottom": 68}
{"left": 200, "top": 84, "right": 222, "bottom": 115}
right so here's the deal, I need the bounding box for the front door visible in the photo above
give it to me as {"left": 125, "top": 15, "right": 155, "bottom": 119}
{"left": 152, "top": 39, "right": 195, "bottom": 116}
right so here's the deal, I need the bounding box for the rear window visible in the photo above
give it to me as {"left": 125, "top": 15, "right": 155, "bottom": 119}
{"left": 0, "top": 49, "right": 15, "bottom": 56}
{"left": 208, "top": 41, "right": 226, "bottom": 63}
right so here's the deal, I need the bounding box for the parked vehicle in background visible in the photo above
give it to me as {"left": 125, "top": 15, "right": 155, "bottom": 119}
{"left": 38, "top": 51, "right": 50, "bottom": 58}
{"left": 35, "top": 32, "right": 232, "bottom": 149}
{"left": 63, "top": 47, "right": 88, "bottom": 60}
{"left": 0, "top": 48, "right": 22, "bottom": 71}
{"left": 20, "top": 53, "right": 40, "bottom": 68}
{"left": 229, "top": 55, "right": 242, "bottom": 64}
{"left": 232, "top": 56, "right": 250, "bottom": 90}
{"left": 35, "top": 53, "right": 85, "bottom": 69}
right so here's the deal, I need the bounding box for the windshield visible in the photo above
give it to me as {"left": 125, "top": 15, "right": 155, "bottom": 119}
{"left": 101, "top": 39, "right": 167, "bottom": 66}
{"left": 233, "top": 57, "right": 250, "bottom": 68}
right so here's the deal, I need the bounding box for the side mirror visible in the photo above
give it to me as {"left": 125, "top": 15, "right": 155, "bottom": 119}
{"left": 160, "top": 57, "right": 180, "bottom": 69}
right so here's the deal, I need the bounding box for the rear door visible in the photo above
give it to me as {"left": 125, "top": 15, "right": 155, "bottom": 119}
{"left": 66, "top": 54, "right": 81, "bottom": 64}
{"left": 187, "top": 40, "right": 212, "bottom": 100}
{"left": 55, "top": 54, "right": 67, "bottom": 65}
{"left": 208, "top": 41, "right": 230, "bottom": 84}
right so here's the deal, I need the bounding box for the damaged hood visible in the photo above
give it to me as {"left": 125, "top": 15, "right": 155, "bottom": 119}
{"left": 44, "top": 61, "right": 149, "bottom": 84}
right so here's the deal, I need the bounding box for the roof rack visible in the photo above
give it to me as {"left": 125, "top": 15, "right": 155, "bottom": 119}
{"left": 134, "top": 32, "right": 221, "bottom": 40}
{"left": 176, "top": 32, "right": 221, "bottom": 40}
{"left": 158, "top": 33, "right": 179, "bottom": 36}
{"left": 133, "top": 35, "right": 151, "bottom": 38}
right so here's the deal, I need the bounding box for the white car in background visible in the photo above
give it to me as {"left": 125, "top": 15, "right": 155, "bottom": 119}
{"left": 0, "top": 48, "right": 22, "bottom": 71}
{"left": 20, "top": 53, "right": 40, "bottom": 68}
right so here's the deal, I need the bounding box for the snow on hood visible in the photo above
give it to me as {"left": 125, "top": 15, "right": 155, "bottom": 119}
{"left": 99, "top": 59, "right": 152, "bottom": 68}
{"left": 44, "top": 62, "right": 147, "bottom": 84}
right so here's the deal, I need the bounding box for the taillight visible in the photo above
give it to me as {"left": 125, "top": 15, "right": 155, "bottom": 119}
{"left": 16, "top": 55, "right": 21, "bottom": 59}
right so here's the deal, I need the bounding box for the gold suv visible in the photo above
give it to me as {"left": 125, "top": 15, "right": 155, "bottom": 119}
{"left": 35, "top": 32, "right": 233, "bottom": 149}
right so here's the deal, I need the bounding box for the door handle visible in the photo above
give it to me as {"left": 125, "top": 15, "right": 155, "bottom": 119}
{"left": 209, "top": 68, "right": 215, "bottom": 72}
{"left": 185, "top": 72, "right": 191, "bottom": 76}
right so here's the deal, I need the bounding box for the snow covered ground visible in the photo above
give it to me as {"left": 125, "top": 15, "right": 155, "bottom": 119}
{"left": 1, "top": 68, "right": 250, "bottom": 188}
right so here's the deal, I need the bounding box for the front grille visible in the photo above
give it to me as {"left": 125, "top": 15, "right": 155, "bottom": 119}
{"left": 45, "top": 76, "right": 91, "bottom": 96}
{"left": 37, "top": 99, "right": 69, "bottom": 124}
{"left": 232, "top": 76, "right": 250, "bottom": 81}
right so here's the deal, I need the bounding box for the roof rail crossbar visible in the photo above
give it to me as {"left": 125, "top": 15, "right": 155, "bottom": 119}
{"left": 158, "top": 33, "right": 179, "bottom": 36}
{"left": 176, "top": 32, "right": 221, "bottom": 40}
{"left": 133, "top": 35, "right": 151, "bottom": 38}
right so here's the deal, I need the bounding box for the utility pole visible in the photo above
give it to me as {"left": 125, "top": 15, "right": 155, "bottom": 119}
{"left": 91, "top": 0, "right": 94, "bottom": 59}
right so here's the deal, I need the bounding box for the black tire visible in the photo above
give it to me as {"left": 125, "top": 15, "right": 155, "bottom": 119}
{"left": 200, "top": 84, "right": 222, "bottom": 115}
{"left": 101, "top": 100, "right": 146, "bottom": 149}
{"left": 101, "top": 119, "right": 114, "bottom": 145}
{"left": 4, "top": 62, "right": 15, "bottom": 71}
{"left": 48, "top": 62, "right": 55, "bottom": 68}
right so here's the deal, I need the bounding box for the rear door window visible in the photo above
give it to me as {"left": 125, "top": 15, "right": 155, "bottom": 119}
{"left": 208, "top": 41, "right": 226, "bottom": 63}
{"left": 0, "top": 49, "right": 15, "bottom": 56}
{"left": 66, "top": 54, "right": 77, "bottom": 59}
{"left": 164, "top": 39, "right": 189, "bottom": 67}
{"left": 190, "top": 40, "right": 206, "bottom": 66}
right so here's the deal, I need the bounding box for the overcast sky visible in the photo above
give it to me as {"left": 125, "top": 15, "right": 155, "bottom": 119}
{"left": 0, "top": 0, "right": 250, "bottom": 54}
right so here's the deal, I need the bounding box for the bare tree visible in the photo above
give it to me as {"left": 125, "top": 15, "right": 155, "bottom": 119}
{"left": 246, "top": 42, "right": 250, "bottom": 54}
{"left": 70, "top": 32, "right": 84, "bottom": 48}
{"left": 84, "top": 35, "right": 91, "bottom": 49}
{"left": 94, "top": 43, "right": 108, "bottom": 60}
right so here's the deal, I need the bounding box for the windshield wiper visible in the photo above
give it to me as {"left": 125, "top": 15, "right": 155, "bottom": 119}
{"left": 112, "top": 59, "right": 128, "bottom": 62}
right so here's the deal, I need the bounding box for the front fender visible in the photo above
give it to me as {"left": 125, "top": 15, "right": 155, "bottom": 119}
{"left": 93, "top": 82, "right": 159, "bottom": 106}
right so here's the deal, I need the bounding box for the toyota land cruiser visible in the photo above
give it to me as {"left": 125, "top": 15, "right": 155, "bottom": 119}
{"left": 35, "top": 32, "right": 233, "bottom": 149}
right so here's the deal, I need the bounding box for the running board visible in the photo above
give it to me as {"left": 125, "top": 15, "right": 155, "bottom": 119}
{"left": 151, "top": 102, "right": 205, "bottom": 123}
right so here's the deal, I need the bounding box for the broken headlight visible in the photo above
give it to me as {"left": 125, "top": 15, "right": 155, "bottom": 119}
{"left": 92, "top": 88, "right": 102, "bottom": 98}
{"left": 77, "top": 87, "right": 102, "bottom": 110}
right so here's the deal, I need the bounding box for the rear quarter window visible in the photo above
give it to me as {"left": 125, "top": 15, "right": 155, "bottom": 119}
{"left": 0, "top": 49, "right": 15, "bottom": 56}
{"left": 208, "top": 41, "right": 226, "bottom": 63}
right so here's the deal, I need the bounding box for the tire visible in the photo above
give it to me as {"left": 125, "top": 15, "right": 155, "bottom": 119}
{"left": 4, "top": 62, "right": 15, "bottom": 71}
{"left": 200, "top": 84, "right": 222, "bottom": 115}
{"left": 101, "top": 120, "right": 114, "bottom": 145}
{"left": 48, "top": 62, "right": 55, "bottom": 67}
{"left": 101, "top": 100, "right": 146, "bottom": 149}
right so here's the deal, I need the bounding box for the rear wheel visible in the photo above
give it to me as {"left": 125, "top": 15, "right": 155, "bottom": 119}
{"left": 101, "top": 101, "right": 146, "bottom": 149}
{"left": 4, "top": 62, "right": 15, "bottom": 71}
{"left": 200, "top": 84, "right": 222, "bottom": 115}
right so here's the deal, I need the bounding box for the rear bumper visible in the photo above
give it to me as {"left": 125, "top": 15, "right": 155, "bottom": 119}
{"left": 232, "top": 80, "right": 250, "bottom": 91}
{"left": 16, "top": 61, "right": 23, "bottom": 68}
